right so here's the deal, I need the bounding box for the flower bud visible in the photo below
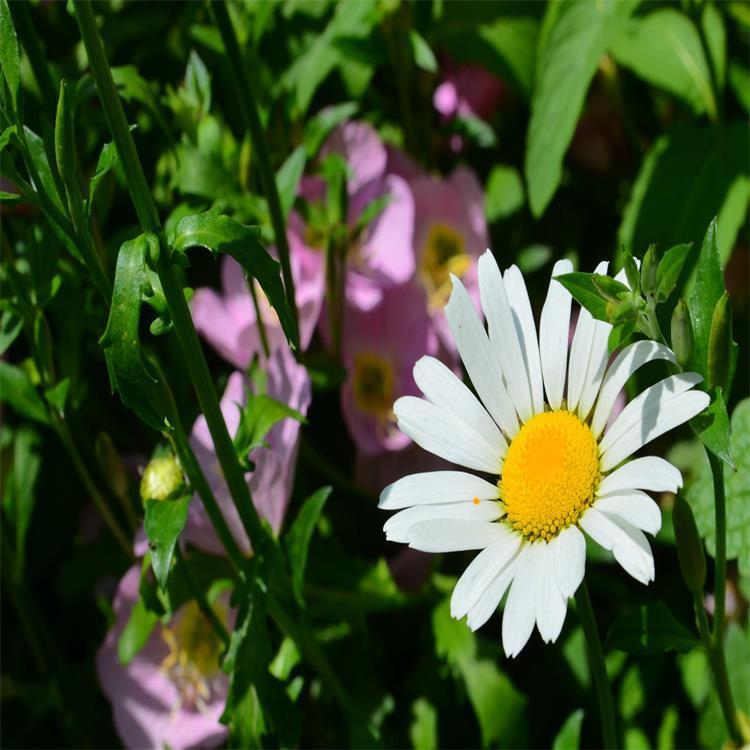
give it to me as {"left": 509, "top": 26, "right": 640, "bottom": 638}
{"left": 670, "top": 300, "right": 694, "bottom": 370}
{"left": 140, "top": 454, "right": 183, "bottom": 503}
{"left": 641, "top": 244, "right": 658, "bottom": 297}
{"left": 672, "top": 492, "right": 706, "bottom": 593}
{"left": 707, "top": 291, "right": 732, "bottom": 394}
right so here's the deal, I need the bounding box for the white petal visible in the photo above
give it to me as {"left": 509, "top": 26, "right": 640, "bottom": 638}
{"left": 598, "top": 457, "right": 682, "bottom": 495}
{"left": 406, "top": 519, "right": 508, "bottom": 553}
{"left": 579, "top": 508, "right": 655, "bottom": 584}
{"left": 502, "top": 545, "right": 541, "bottom": 657}
{"left": 413, "top": 356, "right": 507, "bottom": 457}
{"left": 595, "top": 490, "right": 662, "bottom": 536}
{"left": 535, "top": 546, "right": 568, "bottom": 643}
{"left": 445, "top": 275, "right": 519, "bottom": 437}
{"left": 466, "top": 552, "right": 523, "bottom": 632}
{"left": 384, "top": 500, "right": 503, "bottom": 543}
{"left": 394, "top": 396, "right": 502, "bottom": 474}
{"left": 599, "top": 376, "right": 709, "bottom": 472}
{"left": 379, "top": 471, "right": 500, "bottom": 510}
{"left": 451, "top": 529, "right": 521, "bottom": 619}
{"left": 577, "top": 318, "right": 612, "bottom": 422}
{"left": 590, "top": 341, "right": 677, "bottom": 439}
{"left": 551, "top": 525, "right": 586, "bottom": 599}
{"left": 503, "top": 265, "right": 544, "bottom": 415}
{"left": 567, "top": 261, "right": 609, "bottom": 413}
{"left": 540, "top": 259, "right": 574, "bottom": 410}
{"left": 478, "top": 251, "right": 534, "bottom": 422}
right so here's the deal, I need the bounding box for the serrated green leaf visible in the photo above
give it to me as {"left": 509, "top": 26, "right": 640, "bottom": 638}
{"left": 144, "top": 496, "right": 191, "bottom": 590}
{"left": 690, "top": 387, "right": 733, "bottom": 468}
{"left": 525, "top": 0, "right": 636, "bottom": 216}
{"left": 276, "top": 145, "right": 306, "bottom": 218}
{"left": 0, "top": 0, "right": 20, "bottom": 113}
{"left": 606, "top": 602, "right": 698, "bottom": 655}
{"left": 100, "top": 234, "right": 166, "bottom": 431}
{"left": 0, "top": 361, "right": 49, "bottom": 424}
{"left": 655, "top": 243, "right": 692, "bottom": 302}
{"left": 118, "top": 596, "right": 158, "bottom": 665}
{"left": 171, "top": 211, "right": 299, "bottom": 349}
{"left": 552, "top": 708, "right": 584, "bottom": 750}
{"left": 285, "top": 486, "right": 331, "bottom": 605}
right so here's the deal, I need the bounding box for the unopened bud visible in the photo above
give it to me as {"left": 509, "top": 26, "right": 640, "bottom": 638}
{"left": 641, "top": 245, "right": 658, "bottom": 297}
{"left": 670, "top": 300, "right": 694, "bottom": 370}
{"left": 140, "top": 454, "right": 183, "bottom": 502}
{"left": 672, "top": 492, "right": 706, "bottom": 593}
{"left": 707, "top": 292, "right": 733, "bottom": 394}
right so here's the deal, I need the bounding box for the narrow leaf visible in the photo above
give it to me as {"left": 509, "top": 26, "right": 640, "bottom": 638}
{"left": 0, "top": 361, "right": 49, "bottom": 424}
{"left": 0, "top": 0, "right": 20, "bottom": 112}
{"left": 144, "top": 496, "right": 191, "bottom": 590}
{"left": 655, "top": 242, "right": 692, "bottom": 302}
{"left": 118, "top": 596, "right": 159, "bottom": 665}
{"left": 552, "top": 709, "right": 585, "bottom": 750}
{"left": 275, "top": 145, "right": 306, "bottom": 218}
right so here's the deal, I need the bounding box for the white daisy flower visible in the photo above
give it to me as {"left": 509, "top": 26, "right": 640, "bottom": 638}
{"left": 379, "top": 250, "right": 709, "bottom": 658}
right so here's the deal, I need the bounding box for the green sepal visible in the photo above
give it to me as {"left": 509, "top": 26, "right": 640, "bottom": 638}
{"left": 670, "top": 299, "right": 694, "bottom": 370}
{"left": 99, "top": 233, "right": 167, "bottom": 431}
{"left": 171, "top": 211, "right": 299, "bottom": 350}
{"left": 144, "top": 495, "right": 191, "bottom": 590}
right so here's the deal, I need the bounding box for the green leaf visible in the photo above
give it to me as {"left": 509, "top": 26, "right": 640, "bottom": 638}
{"left": 410, "top": 30, "right": 438, "bottom": 73}
{"left": 0, "top": 124, "right": 16, "bottom": 152}
{"left": 23, "top": 126, "right": 65, "bottom": 213}
{"left": 171, "top": 211, "right": 299, "bottom": 349}
{"left": 691, "top": 388, "right": 733, "bottom": 468}
{"left": 44, "top": 378, "right": 71, "bottom": 416}
{"left": 606, "top": 602, "right": 699, "bottom": 655}
{"left": 728, "top": 62, "right": 750, "bottom": 114}
{"left": 87, "top": 138, "right": 122, "bottom": 218}
{"left": 410, "top": 699, "right": 438, "bottom": 750}
{"left": 111, "top": 65, "right": 171, "bottom": 139}
{"left": 0, "top": 361, "right": 49, "bottom": 424}
{"left": 143, "top": 496, "right": 191, "bottom": 590}
{"left": 0, "top": 0, "right": 20, "bottom": 113}
{"left": 619, "top": 123, "right": 750, "bottom": 264}
{"left": 485, "top": 165, "right": 525, "bottom": 222}
{"left": 555, "top": 272, "right": 630, "bottom": 322}
{"left": 687, "top": 398, "right": 750, "bottom": 579}
{"left": 688, "top": 219, "right": 738, "bottom": 389}
{"left": 275, "top": 145, "right": 306, "bottom": 218}
{"left": 0, "top": 309, "right": 23, "bottom": 355}
{"left": 655, "top": 243, "right": 692, "bottom": 303}
{"left": 552, "top": 709, "right": 584, "bottom": 750}
{"left": 706, "top": 291, "right": 734, "bottom": 395}
{"left": 285, "top": 486, "right": 331, "bottom": 605}
{"left": 611, "top": 9, "right": 718, "bottom": 116}
{"left": 99, "top": 234, "right": 166, "bottom": 431}
{"left": 525, "top": 0, "right": 636, "bottom": 216}
{"left": 118, "top": 596, "right": 159, "bottom": 665}
{"left": 54, "top": 80, "right": 76, "bottom": 187}
{"left": 303, "top": 101, "right": 358, "bottom": 157}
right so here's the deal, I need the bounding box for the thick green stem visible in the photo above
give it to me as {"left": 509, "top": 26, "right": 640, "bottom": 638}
{"left": 209, "top": 0, "right": 299, "bottom": 346}
{"left": 575, "top": 583, "right": 617, "bottom": 750}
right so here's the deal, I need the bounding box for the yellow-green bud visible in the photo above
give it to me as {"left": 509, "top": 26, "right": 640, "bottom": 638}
{"left": 672, "top": 493, "right": 706, "bottom": 593}
{"left": 707, "top": 292, "right": 732, "bottom": 394}
{"left": 670, "top": 300, "right": 694, "bottom": 370}
{"left": 140, "top": 454, "right": 183, "bottom": 502}
{"left": 641, "top": 244, "right": 658, "bottom": 297}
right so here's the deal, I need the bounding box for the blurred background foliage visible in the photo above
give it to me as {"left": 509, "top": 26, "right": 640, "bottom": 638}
{"left": 1, "top": 0, "right": 748, "bottom": 748}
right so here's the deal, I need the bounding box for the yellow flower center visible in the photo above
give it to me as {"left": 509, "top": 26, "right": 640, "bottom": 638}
{"left": 501, "top": 411, "right": 600, "bottom": 542}
{"left": 353, "top": 352, "right": 394, "bottom": 416}
{"left": 420, "top": 224, "right": 470, "bottom": 310}
{"left": 160, "top": 600, "right": 226, "bottom": 711}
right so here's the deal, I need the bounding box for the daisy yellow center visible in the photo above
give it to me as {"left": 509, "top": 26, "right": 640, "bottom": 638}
{"left": 420, "top": 224, "right": 470, "bottom": 309}
{"left": 353, "top": 352, "right": 394, "bottom": 416}
{"left": 501, "top": 411, "right": 600, "bottom": 542}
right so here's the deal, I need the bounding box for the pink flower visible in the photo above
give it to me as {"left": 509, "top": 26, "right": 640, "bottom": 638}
{"left": 191, "top": 229, "right": 324, "bottom": 367}
{"left": 340, "top": 282, "right": 434, "bottom": 455}
{"left": 97, "top": 566, "right": 231, "bottom": 750}
{"left": 185, "top": 344, "right": 311, "bottom": 554}
{"left": 433, "top": 61, "right": 506, "bottom": 122}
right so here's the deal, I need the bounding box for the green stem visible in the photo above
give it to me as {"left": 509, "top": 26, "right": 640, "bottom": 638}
{"left": 209, "top": 0, "right": 299, "bottom": 346}
{"left": 174, "top": 546, "right": 230, "bottom": 645}
{"left": 575, "top": 583, "right": 617, "bottom": 750}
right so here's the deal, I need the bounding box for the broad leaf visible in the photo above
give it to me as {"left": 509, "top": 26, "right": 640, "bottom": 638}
{"left": 691, "top": 388, "right": 733, "bottom": 469}
{"left": 0, "top": 361, "right": 49, "bottom": 424}
{"left": 552, "top": 709, "right": 584, "bottom": 750}
{"left": 285, "top": 486, "right": 331, "bottom": 605}
{"left": 99, "top": 234, "right": 166, "bottom": 431}
{"left": 144, "top": 496, "right": 191, "bottom": 590}
{"left": 171, "top": 211, "right": 299, "bottom": 349}
{"left": 555, "top": 272, "right": 630, "bottom": 323}
{"left": 525, "top": 0, "right": 636, "bottom": 216}
{"left": 606, "top": 602, "right": 699, "bottom": 655}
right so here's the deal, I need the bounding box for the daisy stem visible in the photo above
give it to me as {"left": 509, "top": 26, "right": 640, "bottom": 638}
{"left": 209, "top": 0, "right": 299, "bottom": 347}
{"left": 575, "top": 582, "right": 617, "bottom": 749}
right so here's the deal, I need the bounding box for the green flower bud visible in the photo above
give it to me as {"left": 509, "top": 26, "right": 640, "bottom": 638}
{"left": 140, "top": 454, "right": 183, "bottom": 503}
{"left": 672, "top": 492, "right": 706, "bottom": 593}
{"left": 641, "top": 244, "right": 659, "bottom": 297}
{"left": 55, "top": 80, "right": 76, "bottom": 186}
{"left": 707, "top": 291, "right": 732, "bottom": 394}
{"left": 670, "top": 300, "right": 694, "bottom": 370}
